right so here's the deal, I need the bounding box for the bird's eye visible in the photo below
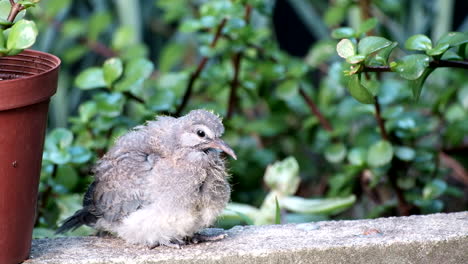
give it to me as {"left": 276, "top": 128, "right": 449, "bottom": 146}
{"left": 197, "top": 130, "right": 206, "bottom": 138}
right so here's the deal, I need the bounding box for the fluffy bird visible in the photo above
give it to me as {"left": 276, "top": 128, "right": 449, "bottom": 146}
{"left": 56, "top": 109, "right": 236, "bottom": 248}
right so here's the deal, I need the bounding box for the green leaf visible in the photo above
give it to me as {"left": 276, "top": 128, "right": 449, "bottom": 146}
{"left": 347, "top": 148, "right": 367, "bottom": 166}
{"left": 347, "top": 75, "right": 375, "bottom": 104}
{"left": 47, "top": 149, "right": 71, "bottom": 165}
{"left": 436, "top": 32, "right": 468, "bottom": 47}
{"left": 426, "top": 43, "right": 449, "bottom": 56}
{"left": 281, "top": 195, "right": 356, "bottom": 215}
{"left": 331, "top": 27, "right": 355, "bottom": 39}
{"left": 324, "top": 143, "right": 347, "bottom": 163}
{"left": 392, "top": 54, "right": 431, "bottom": 80}
{"left": 103, "top": 57, "right": 123, "bottom": 86}
{"left": 159, "top": 43, "right": 184, "bottom": 72}
{"left": 305, "top": 40, "right": 336, "bottom": 68}
{"left": 423, "top": 179, "right": 447, "bottom": 200}
{"left": 346, "top": 54, "right": 366, "bottom": 64}
{"left": 62, "top": 19, "right": 86, "bottom": 39}
{"left": 409, "top": 67, "right": 434, "bottom": 99}
{"left": 336, "top": 39, "right": 355, "bottom": 58}
{"left": 55, "top": 164, "right": 78, "bottom": 191}
{"left": 264, "top": 157, "right": 300, "bottom": 196}
{"left": 274, "top": 196, "right": 281, "bottom": 225}
{"left": 75, "top": 67, "right": 106, "bottom": 90}
{"left": 405, "top": 34, "right": 432, "bottom": 51}
{"left": 17, "top": 0, "right": 38, "bottom": 8}
{"left": 146, "top": 89, "right": 176, "bottom": 111}
{"left": 78, "top": 101, "right": 97, "bottom": 122}
{"left": 87, "top": 12, "right": 111, "bottom": 41}
{"left": 47, "top": 128, "right": 74, "bottom": 149}
{"left": 69, "top": 146, "right": 92, "bottom": 164}
{"left": 0, "top": 28, "right": 5, "bottom": 49}
{"left": 457, "top": 85, "right": 468, "bottom": 109}
{"left": 357, "top": 18, "right": 378, "bottom": 36}
{"left": 221, "top": 203, "right": 258, "bottom": 225}
{"left": 358, "top": 36, "right": 392, "bottom": 56}
{"left": 112, "top": 26, "right": 136, "bottom": 50}
{"left": 370, "top": 42, "right": 398, "bottom": 66}
{"left": 6, "top": 19, "right": 37, "bottom": 50}
{"left": 394, "top": 146, "right": 415, "bottom": 161}
{"left": 93, "top": 92, "right": 125, "bottom": 117}
{"left": 114, "top": 58, "right": 154, "bottom": 92}
{"left": 367, "top": 140, "right": 393, "bottom": 167}
{"left": 276, "top": 80, "right": 298, "bottom": 100}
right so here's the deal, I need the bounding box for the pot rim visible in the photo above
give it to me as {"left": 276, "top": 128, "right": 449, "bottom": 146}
{"left": 0, "top": 49, "right": 61, "bottom": 111}
{"left": 0, "top": 49, "right": 61, "bottom": 84}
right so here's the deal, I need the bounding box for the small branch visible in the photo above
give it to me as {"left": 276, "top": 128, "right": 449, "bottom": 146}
{"left": 6, "top": 1, "right": 25, "bottom": 23}
{"left": 123, "top": 91, "right": 145, "bottom": 104}
{"left": 373, "top": 96, "right": 388, "bottom": 141}
{"left": 79, "top": 38, "right": 118, "bottom": 58}
{"left": 226, "top": 5, "right": 252, "bottom": 119}
{"left": 430, "top": 59, "right": 468, "bottom": 69}
{"left": 175, "top": 18, "right": 227, "bottom": 116}
{"left": 359, "top": 0, "right": 372, "bottom": 21}
{"left": 439, "top": 152, "right": 468, "bottom": 186}
{"left": 299, "top": 87, "right": 333, "bottom": 132}
{"left": 227, "top": 53, "right": 242, "bottom": 119}
{"left": 363, "top": 60, "right": 468, "bottom": 73}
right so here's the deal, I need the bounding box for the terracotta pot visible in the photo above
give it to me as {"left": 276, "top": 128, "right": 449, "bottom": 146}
{"left": 0, "top": 50, "right": 60, "bottom": 264}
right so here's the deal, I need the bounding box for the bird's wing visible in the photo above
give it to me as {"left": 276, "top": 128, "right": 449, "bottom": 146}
{"left": 89, "top": 150, "right": 158, "bottom": 223}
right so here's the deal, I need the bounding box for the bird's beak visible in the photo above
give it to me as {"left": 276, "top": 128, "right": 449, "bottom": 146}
{"left": 207, "top": 139, "right": 237, "bottom": 160}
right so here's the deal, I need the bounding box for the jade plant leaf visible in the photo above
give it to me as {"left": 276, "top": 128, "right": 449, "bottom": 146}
{"left": 280, "top": 195, "right": 356, "bottom": 215}
{"left": 357, "top": 18, "right": 378, "bottom": 36}
{"left": 347, "top": 147, "right": 367, "bottom": 166}
{"left": 331, "top": 27, "right": 355, "bottom": 39}
{"left": 103, "top": 57, "right": 123, "bottom": 86}
{"left": 391, "top": 54, "right": 431, "bottom": 80}
{"left": 324, "top": 143, "right": 347, "bottom": 163}
{"left": 6, "top": 19, "right": 38, "bottom": 50}
{"left": 347, "top": 75, "right": 375, "bottom": 104}
{"left": 336, "top": 39, "right": 355, "bottom": 58}
{"left": 367, "top": 140, "right": 393, "bottom": 167}
{"left": 405, "top": 34, "right": 432, "bottom": 51}
{"left": 426, "top": 43, "right": 449, "bottom": 56}
{"left": 436, "top": 32, "right": 468, "bottom": 47}
{"left": 409, "top": 67, "right": 434, "bottom": 99}
{"left": 422, "top": 179, "right": 447, "bottom": 200}
{"left": 358, "top": 36, "right": 392, "bottom": 56}
{"left": 75, "top": 67, "right": 107, "bottom": 90}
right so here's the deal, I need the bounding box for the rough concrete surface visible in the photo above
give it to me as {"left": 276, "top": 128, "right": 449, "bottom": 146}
{"left": 25, "top": 212, "right": 468, "bottom": 264}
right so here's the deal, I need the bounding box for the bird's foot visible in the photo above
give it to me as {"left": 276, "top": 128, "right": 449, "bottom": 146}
{"left": 187, "top": 232, "right": 228, "bottom": 244}
{"left": 148, "top": 240, "right": 186, "bottom": 250}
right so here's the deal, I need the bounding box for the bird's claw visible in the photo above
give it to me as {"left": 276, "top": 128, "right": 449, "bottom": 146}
{"left": 188, "top": 232, "right": 228, "bottom": 244}
{"left": 148, "top": 240, "right": 186, "bottom": 250}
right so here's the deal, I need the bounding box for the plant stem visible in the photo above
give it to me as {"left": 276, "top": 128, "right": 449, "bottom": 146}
{"left": 226, "top": 4, "right": 251, "bottom": 119}
{"left": 299, "top": 87, "right": 333, "bottom": 132}
{"left": 359, "top": 0, "right": 372, "bottom": 21}
{"left": 6, "top": 0, "right": 25, "bottom": 23}
{"left": 363, "top": 60, "right": 468, "bottom": 72}
{"left": 227, "top": 52, "right": 242, "bottom": 119}
{"left": 80, "top": 38, "right": 118, "bottom": 57}
{"left": 123, "top": 91, "right": 144, "bottom": 104}
{"left": 373, "top": 96, "right": 388, "bottom": 141}
{"left": 175, "top": 18, "right": 227, "bottom": 116}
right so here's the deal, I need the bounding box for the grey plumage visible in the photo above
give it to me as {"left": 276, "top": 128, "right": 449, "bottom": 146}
{"left": 57, "top": 109, "right": 236, "bottom": 247}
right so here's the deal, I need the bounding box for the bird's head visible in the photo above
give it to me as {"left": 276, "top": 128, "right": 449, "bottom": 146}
{"left": 176, "top": 109, "right": 237, "bottom": 160}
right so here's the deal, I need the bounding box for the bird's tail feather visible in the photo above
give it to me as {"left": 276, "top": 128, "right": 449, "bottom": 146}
{"left": 56, "top": 208, "right": 96, "bottom": 234}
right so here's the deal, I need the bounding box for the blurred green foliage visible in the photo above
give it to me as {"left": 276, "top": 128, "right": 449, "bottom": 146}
{"left": 21, "top": 0, "right": 467, "bottom": 237}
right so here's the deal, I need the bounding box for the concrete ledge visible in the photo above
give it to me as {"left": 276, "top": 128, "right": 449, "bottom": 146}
{"left": 26, "top": 212, "right": 468, "bottom": 264}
